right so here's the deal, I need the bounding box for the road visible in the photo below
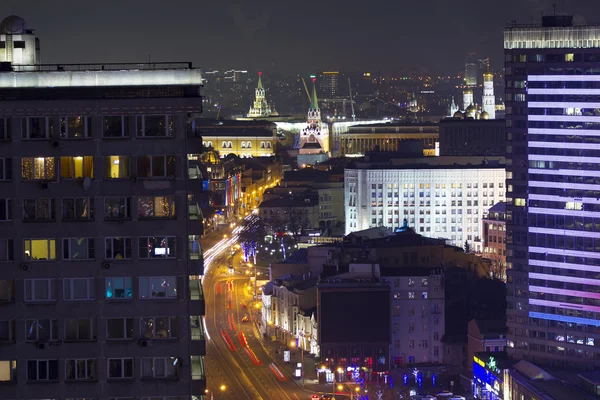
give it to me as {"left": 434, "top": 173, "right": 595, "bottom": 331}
{"left": 202, "top": 219, "right": 318, "bottom": 400}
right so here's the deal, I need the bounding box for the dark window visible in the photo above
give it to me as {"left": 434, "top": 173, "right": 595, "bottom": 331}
{"left": 13, "top": 41, "right": 25, "bottom": 49}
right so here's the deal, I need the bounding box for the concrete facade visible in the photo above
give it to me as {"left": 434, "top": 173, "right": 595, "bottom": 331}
{"left": 0, "top": 64, "right": 206, "bottom": 399}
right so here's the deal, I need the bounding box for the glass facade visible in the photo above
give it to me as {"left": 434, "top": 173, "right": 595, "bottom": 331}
{"left": 505, "top": 21, "right": 600, "bottom": 369}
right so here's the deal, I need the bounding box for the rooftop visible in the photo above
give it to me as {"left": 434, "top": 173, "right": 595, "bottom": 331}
{"left": 380, "top": 266, "right": 443, "bottom": 277}
{"left": 258, "top": 194, "right": 318, "bottom": 209}
{"left": 487, "top": 201, "right": 506, "bottom": 214}
{"left": 0, "top": 62, "right": 203, "bottom": 88}
{"left": 472, "top": 318, "right": 508, "bottom": 336}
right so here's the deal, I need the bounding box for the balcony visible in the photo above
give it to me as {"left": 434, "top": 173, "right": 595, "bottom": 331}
{"left": 189, "top": 277, "right": 205, "bottom": 315}
{"left": 190, "top": 355, "right": 206, "bottom": 393}
{"left": 190, "top": 316, "right": 206, "bottom": 355}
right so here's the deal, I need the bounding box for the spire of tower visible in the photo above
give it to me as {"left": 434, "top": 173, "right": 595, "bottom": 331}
{"left": 257, "top": 71, "right": 263, "bottom": 90}
{"left": 310, "top": 78, "right": 319, "bottom": 110}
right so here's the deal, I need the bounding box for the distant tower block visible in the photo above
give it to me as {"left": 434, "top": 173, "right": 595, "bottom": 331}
{"left": 247, "top": 71, "right": 274, "bottom": 118}
{"left": 482, "top": 69, "right": 496, "bottom": 119}
{"left": 462, "top": 88, "right": 474, "bottom": 110}
{"left": 0, "top": 16, "right": 39, "bottom": 70}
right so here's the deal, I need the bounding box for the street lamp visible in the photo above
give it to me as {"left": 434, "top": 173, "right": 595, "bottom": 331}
{"left": 220, "top": 384, "right": 227, "bottom": 392}
{"left": 290, "top": 339, "right": 304, "bottom": 386}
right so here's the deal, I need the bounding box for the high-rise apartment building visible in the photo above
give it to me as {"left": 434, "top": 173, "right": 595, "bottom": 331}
{"left": 318, "top": 71, "right": 340, "bottom": 99}
{"left": 505, "top": 15, "right": 600, "bottom": 369}
{"left": 464, "top": 53, "right": 478, "bottom": 87}
{"left": 0, "top": 62, "right": 207, "bottom": 398}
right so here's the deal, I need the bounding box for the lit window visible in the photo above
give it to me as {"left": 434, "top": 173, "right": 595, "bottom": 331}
{"left": 60, "top": 156, "right": 94, "bottom": 179}
{"left": 105, "top": 277, "right": 133, "bottom": 300}
{"left": 140, "top": 317, "right": 178, "bottom": 339}
{"left": 565, "top": 53, "right": 574, "bottom": 62}
{"left": 139, "top": 277, "right": 177, "bottom": 299}
{"left": 103, "top": 156, "right": 130, "bottom": 178}
{"left": 408, "top": 292, "right": 415, "bottom": 299}
{"left": 138, "top": 236, "right": 176, "bottom": 259}
{"left": 188, "top": 235, "right": 203, "bottom": 260}
{"left": 0, "top": 360, "right": 16, "bottom": 382}
{"left": 21, "top": 157, "right": 56, "bottom": 181}
{"left": 137, "top": 196, "right": 176, "bottom": 218}
{"left": 24, "top": 239, "right": 56, "bottom": 261}
{"left": 60, "top": 116, "right": 92, "bottom": 139}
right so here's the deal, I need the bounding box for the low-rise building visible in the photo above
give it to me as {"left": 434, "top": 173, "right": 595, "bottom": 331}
{"left": 198, "top": 119, "right": 277, "bottom": 158}
{"left": 467, "top": 319, "right": 507, "bottom": 378}
{"left": 340, "top": 122, "right": 439, "bottom": 156}
{"left": 481, "top": 202, "right": 506, "bottom": 281}
{"left": 259, "top": 194, "right": 320, "bottom": 233}
{"left": 261, "top": 274, "right": 318, "bottom": 355}
{"left": 317, "top": 272, "right": 391, "bottom": 380}
{"left": 382, "top": 267, "right": 445, "bottom": 368}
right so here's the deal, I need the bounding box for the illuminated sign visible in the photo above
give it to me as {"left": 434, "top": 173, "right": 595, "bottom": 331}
{"left": 487, "top": 356, "right": 498, "bottom": 372}
{"left": 474, "top": 356, "right": 485, "bottom": 368}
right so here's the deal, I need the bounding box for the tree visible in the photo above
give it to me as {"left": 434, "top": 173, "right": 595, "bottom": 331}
{"left": 239, "top": 217, "right": 266, "bottom": 263}
{"left": 464, "top": 240, "right": 471, "bottom": 254}
{"left": 489, "top": 253, "right": 507, "bottom": 282}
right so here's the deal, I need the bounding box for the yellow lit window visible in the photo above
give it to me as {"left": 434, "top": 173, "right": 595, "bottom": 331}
{"left": 24, "top": 239, "right": 56, "bottom": 261}
{"left": 103, "top": 156, "right": 130, "bottom": 179}
{"left": 565, "top": 53, "right": 574, "bottom": 62}
{"left": 60, "top": 156, "right": 94, "bottom": 179}
{"left": 21, "top": 157, "right": 55, "bottom": 181}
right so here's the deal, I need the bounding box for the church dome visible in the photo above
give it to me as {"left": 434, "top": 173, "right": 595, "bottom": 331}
{"left": 480, "top": 111, "right": 490, "bottom": 120}
{"left": 475, "top": 111, "right": 481, "bottom": 119}
{"left": 201, "top": 149, "right": 221, "bottom": 164}
{"left": 453, "top": 111, "right": 464, "bottom": 119}
{"left": 466, "top": 104, "right": 477, "bottom": 113}
{"left": 0, "top": 15, "right": 27, "bottom": 34}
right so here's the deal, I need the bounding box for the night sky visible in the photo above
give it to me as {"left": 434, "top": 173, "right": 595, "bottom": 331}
{"left": 2, "top": 0, "right": 596, "bottom": 75}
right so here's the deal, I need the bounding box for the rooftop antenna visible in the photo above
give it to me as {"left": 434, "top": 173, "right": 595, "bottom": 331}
{"left": 552, "top": 3, "right": 557, "bottom": 16}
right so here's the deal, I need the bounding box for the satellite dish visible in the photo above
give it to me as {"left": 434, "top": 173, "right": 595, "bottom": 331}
{"left": 82, "top": 177, "right": 92, "bottom": 191}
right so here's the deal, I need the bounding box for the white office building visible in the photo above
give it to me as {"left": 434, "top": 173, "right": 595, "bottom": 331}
{"left": 345, "top": 157, "right": 506, "bottom": 250}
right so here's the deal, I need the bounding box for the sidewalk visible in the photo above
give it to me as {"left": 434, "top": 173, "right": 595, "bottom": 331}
{"left": 251, "top": 319, "right": 335, "bottom": 394}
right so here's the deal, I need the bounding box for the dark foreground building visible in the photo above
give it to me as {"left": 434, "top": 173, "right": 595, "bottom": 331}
{"left": 0, "top": 62, "right": 207, "bottom": 399}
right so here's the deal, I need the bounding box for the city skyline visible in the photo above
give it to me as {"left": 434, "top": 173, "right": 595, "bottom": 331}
{"left": 0, "top": 0, "right": 595, "bottom": 74}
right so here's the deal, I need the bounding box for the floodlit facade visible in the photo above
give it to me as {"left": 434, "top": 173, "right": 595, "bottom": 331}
{"left": 0, "top": 16, "right": 39, "bottom": 69}
{"left": 0, "top": 63, "right": 207, "bottom": 399}
{"left": 345, "top": 157, "right": 506, "bottom": 249}
{"left": 505, "top": 16, "right": 600, "bottom": 369}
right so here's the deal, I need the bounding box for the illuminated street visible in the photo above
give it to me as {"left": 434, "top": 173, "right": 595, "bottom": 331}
{"left": 202, "top": 218, "right": 326, "bottom": 400}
